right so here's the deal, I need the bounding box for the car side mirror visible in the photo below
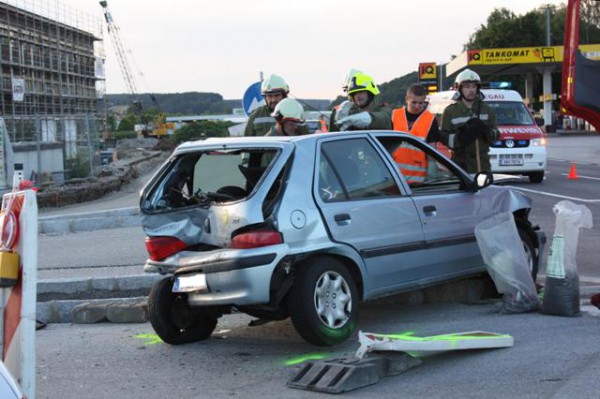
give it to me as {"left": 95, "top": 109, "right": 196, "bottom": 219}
{"left": 474, "top": 172, "right": 493, "bottom": 189}
{"left": 534, "top": 117, "right": 545, "bottom": 126}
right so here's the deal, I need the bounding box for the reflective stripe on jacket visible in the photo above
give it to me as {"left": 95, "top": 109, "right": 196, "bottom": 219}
{"left": 392, "top": 108, "right": 434, "bottom": 184}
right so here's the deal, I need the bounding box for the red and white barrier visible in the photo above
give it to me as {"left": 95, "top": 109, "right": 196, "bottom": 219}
{"left": 1, "top": 189, "right": 37, "bottom": 399}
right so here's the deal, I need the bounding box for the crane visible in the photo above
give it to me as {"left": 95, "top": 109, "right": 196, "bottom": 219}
{"left": 99, "top": 0, "right": 142, "bottom": 112}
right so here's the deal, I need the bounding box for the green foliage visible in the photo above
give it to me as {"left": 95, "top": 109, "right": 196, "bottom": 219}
{"left": 112, "top": 130, "right": 137, "bottom": 140}
{"left": 117, "top": 113, "right": 137, "bottom": 131}
{"left": 171, "top": 120, "right": 234, "bottom": 144}
{"left": 462, "top": 4, "right": 600, "bottom": 109}
{"left": 65, "top": 154, "right": 91, "bottom": 178}
{"left": 107, "top": 114, "right": 117, "bottom": 131}
{"left": 377, "top": 72, "right": 419, "bottom": 107}
{"left": 466, "top": 4, "right": 600, "bottom": 49}
{"left": 140, "top": 107, "right": 161, "bottom": 125}
{"left": 329, "top": 72, "right": 419, "bottom": 109}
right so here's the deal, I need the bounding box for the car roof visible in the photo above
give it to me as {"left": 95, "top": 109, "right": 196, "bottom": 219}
{"left": 175, "top": 131, "right": 415, "bottom": 153}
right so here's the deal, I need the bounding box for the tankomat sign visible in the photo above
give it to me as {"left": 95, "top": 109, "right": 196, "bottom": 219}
{"left": 467, "top": 44, "right": 600, "bottom": 65}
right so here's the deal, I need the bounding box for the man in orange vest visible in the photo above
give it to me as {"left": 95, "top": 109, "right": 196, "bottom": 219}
{"left": 391, "top": 84, "right": 442, "bottom": 185}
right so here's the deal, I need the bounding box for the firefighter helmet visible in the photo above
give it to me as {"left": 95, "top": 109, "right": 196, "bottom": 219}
{"left": 271, "top": 98, "right": 305, "bottom": 124}
{"left": 261, "top": 74, "right": 289, "bottom": 96}
{"left": 342, "top": 68, "right": 362, "bottom": 92}
{"left": 455, "top": 69, "right": 481, "bottom": 87}
{"left": 347, "top": 72, "right": 380, "bottom": 96}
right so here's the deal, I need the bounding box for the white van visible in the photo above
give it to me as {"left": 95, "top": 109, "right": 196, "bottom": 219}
{"left": 427, "top": 89, "right": 547, "bottom": 183}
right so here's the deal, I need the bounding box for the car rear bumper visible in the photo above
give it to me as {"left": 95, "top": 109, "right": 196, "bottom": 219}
{"left": 144, "top": 245, "right": 288, "bottom": 306}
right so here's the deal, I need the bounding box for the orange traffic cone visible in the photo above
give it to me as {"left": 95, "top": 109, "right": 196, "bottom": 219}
{"left": 568, "top": 163, "right": 579, "bottom": 180}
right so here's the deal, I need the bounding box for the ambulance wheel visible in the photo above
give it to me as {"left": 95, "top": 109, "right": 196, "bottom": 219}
{"left": 528, "top": 171, "right": 544, "bottom": 183}
{"left": 289, "top": 256, "right": 358, "bottom": 346}
{"left": 148, "top": 277, "right": 217, "bottom": 345}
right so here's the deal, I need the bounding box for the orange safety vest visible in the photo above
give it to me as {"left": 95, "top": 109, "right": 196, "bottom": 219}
{"left": 319, "top": 117, "right": 328, "bottom": 133}
{"left": 391, "top": 108, "right": 434, "bottom": 185}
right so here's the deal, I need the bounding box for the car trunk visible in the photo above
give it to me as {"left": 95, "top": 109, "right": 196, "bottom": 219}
{"left": 140, "top": 143, "right": 292, "bottom": 252}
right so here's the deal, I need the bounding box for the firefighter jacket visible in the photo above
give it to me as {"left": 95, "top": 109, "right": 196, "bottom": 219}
{"left": 244, "top": 105, "right": 275, "bottom": 136}
{"left": 328, "top": 101, "right": 392, "bottom": 132}
{"left": 391, "top": 108, "right": 435, "bottom": 184}
{"left": 440, "top": 98, "right": 498, "bottom": 173}
{"left": 245, "top": 104, "right": 308, "bottom": 136}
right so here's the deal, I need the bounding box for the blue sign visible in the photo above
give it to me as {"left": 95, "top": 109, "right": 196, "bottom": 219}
{"left": 242, "top": 81, "right": 264, "bottom": 116}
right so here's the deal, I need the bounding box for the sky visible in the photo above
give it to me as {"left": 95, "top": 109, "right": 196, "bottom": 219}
{"left": 54, "top": 0, "right": 566, "bottom": 100}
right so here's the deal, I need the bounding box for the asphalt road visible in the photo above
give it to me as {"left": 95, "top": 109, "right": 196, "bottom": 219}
{"left": 36, "top": 301, "right": 600, "bottom": 398}
{"left": 507, "top": 158, "right": 599, "bottom": 282}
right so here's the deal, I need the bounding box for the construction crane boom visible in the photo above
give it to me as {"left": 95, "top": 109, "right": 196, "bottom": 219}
{"left": 99, "top": 0, "right": 142, "bottom": 111}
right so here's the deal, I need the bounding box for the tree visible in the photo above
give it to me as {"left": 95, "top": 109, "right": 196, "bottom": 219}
{"left": 171, "top": 121, "right": 233, "bottom": 144}
{"left": 463, "top": 4, "right": 600, "bottom": 108}
{"left": 140, "top": 107, "right": 161, "bottom": 125}
{"left": 117, "top": 113, "right": 137, "bottom": 131}
{"left": 466, "top": 4, "right": 600, "bottom": 49}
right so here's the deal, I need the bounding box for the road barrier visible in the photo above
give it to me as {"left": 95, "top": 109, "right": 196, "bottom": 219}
{"left": 0, "top": 189, "right": 37, "bottom": 398}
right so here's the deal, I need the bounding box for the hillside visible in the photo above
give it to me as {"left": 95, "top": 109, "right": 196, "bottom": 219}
{"left": 105, "top": 93, "right": 332, "bottom": 115}
{"left": 104, "top": 70, "right": 417, "bottom": 115}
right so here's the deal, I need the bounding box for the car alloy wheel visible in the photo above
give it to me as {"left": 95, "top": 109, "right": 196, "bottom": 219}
{"left": 313, "top": 270, "right": 352, "bottom": 329}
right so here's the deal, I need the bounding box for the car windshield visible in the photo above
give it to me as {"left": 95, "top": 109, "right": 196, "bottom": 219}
{"left": 142, "top": 148, "right": 279, "bottom": 212}
{"left": 488, "top": 101, "right": 535, "bottom": 125}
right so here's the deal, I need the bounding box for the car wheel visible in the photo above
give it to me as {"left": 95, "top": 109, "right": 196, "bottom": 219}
{"left": 289, "top": 257, "right": 358, "bottom": 346}
{"left": 518, "top": 228, "right": 538, "bottom": 281}
{"left": 528, "top": 171, "right": 544, "bottom": 183}
{"left": 148, "top": 277, "right": 218, "bottom": 345}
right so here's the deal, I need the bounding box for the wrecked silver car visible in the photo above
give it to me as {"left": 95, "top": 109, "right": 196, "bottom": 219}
{"left": 140, "top": 132, "right": 543, "bottom": 346}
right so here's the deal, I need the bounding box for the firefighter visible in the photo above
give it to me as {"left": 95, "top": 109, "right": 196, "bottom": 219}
{"left": 329, "top": 71, "right": 392, "bottom": 132}
{"left": 244, "top": 74, "right": 290, "bottom": 136}
{"left": 440, "top": 69, "right": 498, "bottom": 173}
{"left": 391, "top": 83, "right": 442, "bottom": 184}
{"left": 266, "top": 98, "right": 307, "bottom": 136}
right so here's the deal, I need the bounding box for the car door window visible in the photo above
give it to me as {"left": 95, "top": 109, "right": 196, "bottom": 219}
{"left": 319, "top": 138, "right": 400, "bottom": 202}
{"left": 376, "top": 136, "right": 465, "bottom": 193}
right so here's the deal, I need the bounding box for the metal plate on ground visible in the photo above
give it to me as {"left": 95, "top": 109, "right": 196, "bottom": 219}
{"left": 287, "top": 352, "right": 421, "bottom": 394}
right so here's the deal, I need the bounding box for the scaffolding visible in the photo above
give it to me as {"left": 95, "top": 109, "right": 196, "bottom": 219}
{"left": 0, "top": 0, "right": 106, "bottom": 183}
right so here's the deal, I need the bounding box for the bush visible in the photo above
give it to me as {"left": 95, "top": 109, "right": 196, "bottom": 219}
{"left": 171, "top": 121, "right": 234, "bottom": 144}
{"left": 112, "top": 130, "right": 137, "bottom": 140}
{"left": 65, "top": 155, "right": 91, "bottom": 179}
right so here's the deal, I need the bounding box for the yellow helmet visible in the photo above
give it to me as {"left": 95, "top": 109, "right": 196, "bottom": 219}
{"left": 347, "top": 72, "right": 380, "bottom": 96}
{"left": 261, "top": 74, "right": 289, "bottom": 96}
{"left": 271, "top": 98, "right": 305, "bottom": 124}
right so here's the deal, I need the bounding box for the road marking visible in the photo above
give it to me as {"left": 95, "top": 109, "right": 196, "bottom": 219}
{"left": 548, "top": 158, "right": 599, "bottom": 166}
{"left": 507, "top": 186, "right": 600, "bottom": 203}
{"left": 559, "top": 173, "right": 600, "bottom": 181}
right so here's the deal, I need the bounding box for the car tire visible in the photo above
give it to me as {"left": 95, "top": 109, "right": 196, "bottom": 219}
{"left": 289, "top": 256, "right": 358, "bottom": 346}
{"left": 518, "top": 227, "right": 539, "bottom": 281}
{"left": 528, "top": 171, "right": 544, "bottom": 183}
{"left": 148, "top": 277, "right": 218, "bottom": 345}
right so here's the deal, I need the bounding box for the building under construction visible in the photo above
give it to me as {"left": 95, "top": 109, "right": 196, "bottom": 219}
{"left": 0, "top": 0, "right": 105, "bottom": 188}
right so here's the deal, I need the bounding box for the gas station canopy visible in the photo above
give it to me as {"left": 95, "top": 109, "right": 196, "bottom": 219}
{"left": 446, "top": 44, "right": 600, "bottom": 77}
{"left": 444, "top": 44, "right": 600, "bottom": 130}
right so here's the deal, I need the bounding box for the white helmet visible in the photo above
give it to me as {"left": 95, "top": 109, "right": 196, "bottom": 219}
{"left": 455, "top": 68, "right": 481, "bottom": 87}
{"left": 261, "top": 74, "right": 289, "bottom": 96}
{"left": 271, "top": 98, "right": 305, "bottom": 124}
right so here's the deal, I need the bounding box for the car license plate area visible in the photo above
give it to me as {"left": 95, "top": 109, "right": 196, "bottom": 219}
{"left": 499, "top": 154, "right": 524, "bottom": 166}
{"left": 173, "top": 274, "right": 208, "bottom": 293}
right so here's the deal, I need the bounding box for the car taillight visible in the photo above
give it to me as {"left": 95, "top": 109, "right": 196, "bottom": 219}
{"left": 230, "top": 230, "right": 282, "bottom": 249}
{"left": 145, "top": 236, "right": 187, "bottom": 261}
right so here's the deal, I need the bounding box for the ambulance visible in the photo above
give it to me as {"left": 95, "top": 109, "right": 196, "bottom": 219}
{"left": 427, "top": 89, "right": 547, "bottom": 183}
